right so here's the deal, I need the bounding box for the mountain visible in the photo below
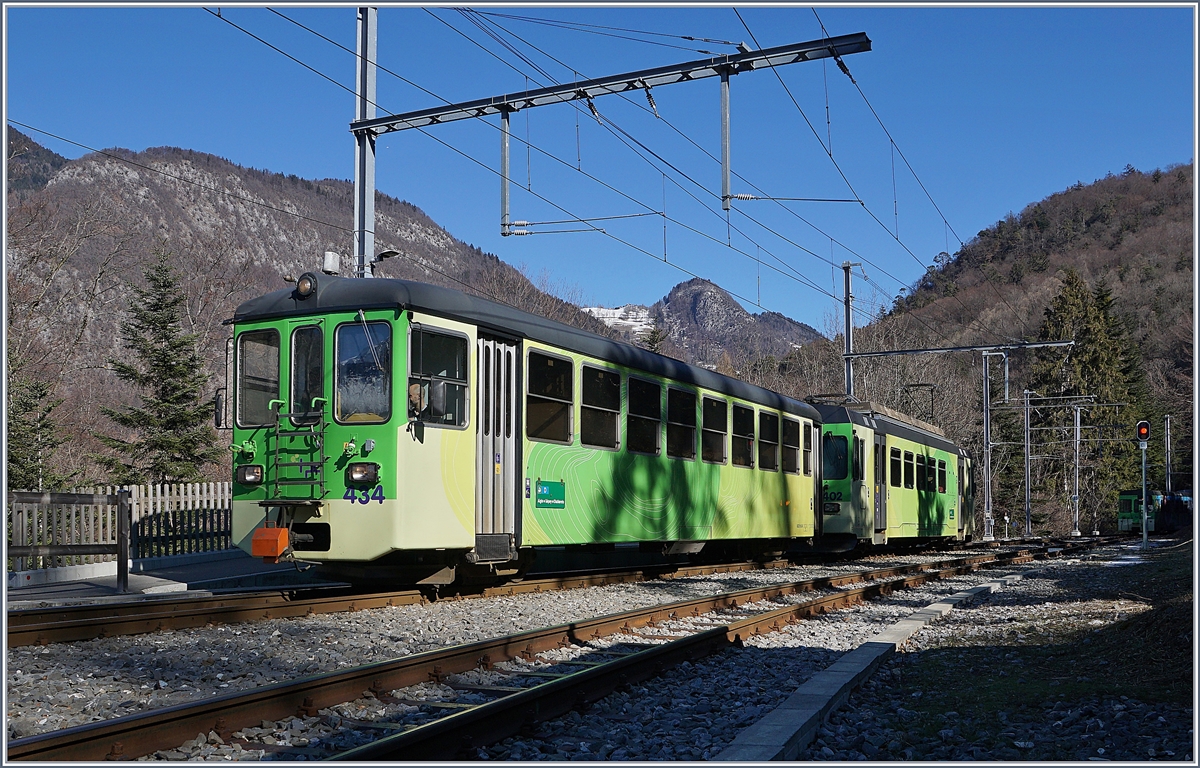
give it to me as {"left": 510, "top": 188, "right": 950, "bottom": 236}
{"left": 584, "top": 278, "right": 823, "bottom": 370}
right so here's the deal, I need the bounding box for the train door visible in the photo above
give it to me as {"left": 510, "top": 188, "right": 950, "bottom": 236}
{"left": 874, "top": 433, "right": 887, "bottom": 531}
{"left": 475, "top": 336, "right": 520, "bottom": 561}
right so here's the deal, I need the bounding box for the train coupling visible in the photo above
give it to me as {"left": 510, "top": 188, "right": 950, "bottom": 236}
{"left": 251, "top": 522, "right": 290, "bottom": 563}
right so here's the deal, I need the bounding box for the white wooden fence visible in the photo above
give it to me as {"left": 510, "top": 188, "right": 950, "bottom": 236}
{"left": 7, "top": 483, "right": 234, "bottom": 573}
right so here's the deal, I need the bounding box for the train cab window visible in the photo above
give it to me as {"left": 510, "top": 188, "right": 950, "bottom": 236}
{"left": 822, "top": 433, "right": 848, "bottom": 480}
{"left": 759, "top": 412, "right": 779, "bottom": 471}
{"left": 581, "top": 365, "right": 620, "bottom": 450}
{"left": 336, "top": 321, "right": 392, "bottom": 424}
{"left": 890, "top": 448, "right": 902, "bottom": 488}
{"left": 527, "top": 351, "right": 572, "bottom": 443}
{"left": 290, "top": 325, "right": 324, "bottom": 425}
{"left": 627, "top": 377, "right": 661, "bottom": 455}
{"left": 237, "top": 329, "right": 280, "bottom": 427}
{"left": 666, "top": 389, "right": 697, "bottom": 460}
{"left": 937, "top": 460, "right": 947, "bottom": 494}
{"left": 702, "top": 397, "right": 728, "bottom": 464}
{"left": 408, "top": 328, "right": 468, "bottom": 427}
{"left": 732, "top": 404, "right": 755, "bottom": 467}
{"left": 803, "top": 422, "right": 814, "bottom": 476}
{"left": 782, "top": 418, "right": 800, "bottom": 474}
{"left": 903, "top": 451, "right": 915, "bottom": 489}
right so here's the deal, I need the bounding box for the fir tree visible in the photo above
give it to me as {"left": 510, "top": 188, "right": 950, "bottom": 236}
{"left": 639, "top": 322, "right": 668, "bottom": 355}
{"left": 6, "top": 375, "right": 76, "bottom": 490}
{"left": 94, "top": 251, "right": 223, "bottom": 484}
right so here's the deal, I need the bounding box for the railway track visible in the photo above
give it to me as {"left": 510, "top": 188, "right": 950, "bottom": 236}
{"left": 5, "top": 558, "right": 815, "bottom": 647}
{"left": 8, "top": 541, "right": 1099, "bottom": 761}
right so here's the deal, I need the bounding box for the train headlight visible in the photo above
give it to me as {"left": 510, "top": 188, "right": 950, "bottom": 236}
{"left": 823, "top": 502, "right": 841, "bottom": 515}
{"left": 296, "top": 272, "right": 318, "bottom": 298}
{"left": 346, "top": 462, "right": 380, "bottom": 486}
{"left": 237, "top": 464, "right": 264, "bottom": 485}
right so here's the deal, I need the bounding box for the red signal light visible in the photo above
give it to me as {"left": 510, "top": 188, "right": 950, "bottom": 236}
{"left": 1136, "top": 420, "right": 1150, "bottom": 441}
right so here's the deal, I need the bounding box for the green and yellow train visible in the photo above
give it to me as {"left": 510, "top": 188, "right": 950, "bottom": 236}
{"left": 225, "top": 272, "right": 973, "bottom": 584}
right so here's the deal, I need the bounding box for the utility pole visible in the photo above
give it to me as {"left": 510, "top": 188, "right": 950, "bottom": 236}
{"left": 1071, "top": 404, "right": 1081, "bottom": 537}
{"left": 1164, "top": 414, "right": 1172, "bottom": 493}
{"left": 1023, "top": 389, "right": 1033, "bottom": 537}
{"left": 980, "top": 352, "right": 1000, "bottom": 541}
{"left": 842, "top": 262, "right": 861, "bottom": 400}
{"left": 353, "top": 7, "right": 378, "bottom": 278}
{"left": 720, "top": 68, "right": 731, "bottom": 211}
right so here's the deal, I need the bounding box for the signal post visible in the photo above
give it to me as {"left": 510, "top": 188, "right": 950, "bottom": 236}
{"left": 1137, "top": 420, "right": 1150, "bottom": 550}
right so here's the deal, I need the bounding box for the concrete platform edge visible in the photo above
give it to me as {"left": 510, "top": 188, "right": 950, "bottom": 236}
{"left": 711, "top": 573, "right": 1020, "bottom": 761}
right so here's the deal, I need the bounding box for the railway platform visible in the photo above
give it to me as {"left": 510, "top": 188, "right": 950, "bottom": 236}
{"left": 6, "top": 548, "right": 340, "bottom": 609}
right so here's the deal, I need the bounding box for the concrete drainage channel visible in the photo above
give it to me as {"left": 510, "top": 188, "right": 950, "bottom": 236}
{"left": 713, "top": 572, "right": 1030, "bottom": 760}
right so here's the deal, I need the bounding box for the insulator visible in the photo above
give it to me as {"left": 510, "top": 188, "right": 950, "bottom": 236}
{"left": 733, "top": 193, "right": 757, "bottom": 200}
{"left": 643, "top": 85, "right": 659, "bottom": 118}
{"left": 510, "top": 229, "right": 531, "bottom": 236}
{"left": 511, "top": 220, "right": 531, "bottom": 226}
{"left": 586, "top": 99, "right": 602, "bottom": 124}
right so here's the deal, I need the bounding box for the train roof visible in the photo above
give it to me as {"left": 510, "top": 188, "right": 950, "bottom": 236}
{"left": 813, "top": 402, "right": 969, "bottom": 457}
{"left": 229, "top": 273, "right": 821, "bottom": 421}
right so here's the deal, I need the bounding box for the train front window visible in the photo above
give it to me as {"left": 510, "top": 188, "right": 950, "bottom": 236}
{"left": 527, "top": 351, "right": 572, "bottom": 443}
{"left": 290, "top": 325, "right": 323, "bottom": 424}
{"left": 409, "top": 328, "right": 468, "bottom": 427}
{"left": 822, "top": 434, "right": 848, "bottom": 480}
{"left": 236, "top": 329, "right": 280, "bottom": 427}
{"left": 335, "top": 321, "right": 392, "bottom": 424}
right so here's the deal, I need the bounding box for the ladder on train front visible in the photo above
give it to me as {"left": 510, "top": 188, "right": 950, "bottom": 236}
{"left": 263, "top": 401, "right": 328, "bottom": 507}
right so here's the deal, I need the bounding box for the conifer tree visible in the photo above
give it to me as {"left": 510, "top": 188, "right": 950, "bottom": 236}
{"left": 6, "top": 375, "right": 76, "bottom": 490}
{"left": 94, "top": 250, "right": 223, "bottom": 484}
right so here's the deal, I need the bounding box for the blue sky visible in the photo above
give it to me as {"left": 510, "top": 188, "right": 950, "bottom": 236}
{"left": 5, "top": 5, "right": 1195, "bottom": 332}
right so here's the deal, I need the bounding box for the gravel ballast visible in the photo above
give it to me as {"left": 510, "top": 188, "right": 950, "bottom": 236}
{"left": 7, "top": 541, "right": 1191, "bottom": 761}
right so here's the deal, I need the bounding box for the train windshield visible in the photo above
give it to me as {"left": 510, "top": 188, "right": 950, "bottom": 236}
{"left": 823, "top": 433, "right": 849, "bottom": 480}
{"left": 335, "top": 321, "right": 392, "bottom": 423}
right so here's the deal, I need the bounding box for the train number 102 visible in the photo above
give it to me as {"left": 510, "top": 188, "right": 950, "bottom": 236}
{"left": 344, "top": 486, "right": 386, "bottom": 504}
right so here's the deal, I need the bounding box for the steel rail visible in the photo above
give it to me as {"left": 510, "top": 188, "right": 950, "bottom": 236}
{"left": 4, "top": 558, "right": 800, "bottom": 647}
{"left": 7, "top": 544, "right": 1097, "bottom": 762}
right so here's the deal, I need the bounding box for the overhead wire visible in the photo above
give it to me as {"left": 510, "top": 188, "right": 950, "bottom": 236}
{"left": 809, "top": 8, "right": 1028, "bottom": 335}
{"left": 735, "top": 8, "right": 1018, "bottom": 344}
{"left": 218, "top": 7, "right": 792, "bottom": 318}
{"left": 442, "top": 9, "right": 871, "bottom": 318}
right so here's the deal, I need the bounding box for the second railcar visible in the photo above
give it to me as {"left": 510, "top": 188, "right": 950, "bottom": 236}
{"left": 813, "top": 403, "right": 975, "bottom": 547}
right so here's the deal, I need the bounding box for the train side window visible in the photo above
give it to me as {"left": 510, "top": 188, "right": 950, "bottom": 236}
{"left": 782, "top": 418, "right": 800, "bottom": 474}
{"left": 290, "top": 325, "right": 324, "bottom": 426}
{"left": 702, "top": 397, "right": 727, "bottom": 464}
{"left": 759, "top": 412, "right": 779, "bottom": 471}
{"left": 581, "top": 365, "right": 620, "bottom": 450}
{"left": 928, "top": 457, "right": 939, "bottom": 492}
{"left": 802, "top": 422, "right": 814, "bottom": 476}
{"left": 822, "top": 433, "right": 848, "bottom": 480}
{"left": 627, "top": 377, "right": 661, "bottom": 455}
{"left": 732, "top": 404, "right": 755, "bottom": 467}
{"left": 336, "top": 321, "right": 392, "bottom": 424}
{"left": 916, "top": 454, "right": 927, "bottom": 491}
{"left": 938, "top": 459, "right": 947, "bottom": 493}
{"left": 903, "top": 451, "right": 915, "bottom": 489}
{"left": 890, "top": 447, "right": 902, "bottom": 488}
{"left": 526, "top": 350, "right": 572, "bottom": 443}
{"left": 851, "top": 435, "right": 864, "bottom": 482}
{"left": 237, "top": 329, "right": 280, "bottom": 427}
{"left": 666, "top": 388, "right": 697, "bottom": 460}
{"left": 408, "top": 327, "right": 468, "bottom": 427}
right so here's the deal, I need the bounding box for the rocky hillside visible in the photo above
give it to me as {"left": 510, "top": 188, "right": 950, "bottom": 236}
{"left": 584, "top": 278, "right": 822, "bottom": 370}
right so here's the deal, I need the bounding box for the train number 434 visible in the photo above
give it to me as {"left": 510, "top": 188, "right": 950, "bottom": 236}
{"left": 344, "top": 486, "right": 386, "bottom": 504}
